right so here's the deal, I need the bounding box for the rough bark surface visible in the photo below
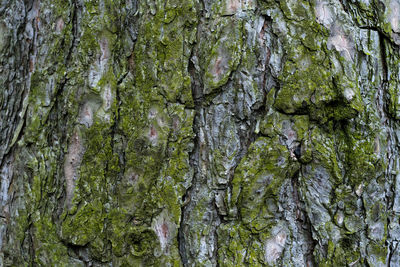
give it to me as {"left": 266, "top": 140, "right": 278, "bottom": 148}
{"left": 1, "top": 0, "right": 400, "bottom": 266}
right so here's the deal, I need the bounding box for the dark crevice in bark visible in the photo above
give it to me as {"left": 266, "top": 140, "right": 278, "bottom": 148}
{"left": 179, "top": 48, "right": 203, "bottom": 267}
{"left": 210, "top": 64, "right": 268, "bottom": 267}
{"left": 47, "top": 0, "right": 79, "bottom": 123}
{"left": 45, "top": 0, "right": 79, "bottom": 128}
{"left": 28, "top": 221, "right": 35, "bottom": 266}
{"left": 388, "top": 241, "right": 398, "bottom": 266}
{"left": 292, "top": 169, "right": 317, "bottom": 266}
{"left": 223, "top": 104, "right": 265, "bottom": 221}
{"left": 106, "top": 71, "right": 128, "bottom": 174}
{"left": 358, "top": 25, "right": 399, "bottom": 48}
{"left": 0, "top": 2, "right": 41, "bottom": 261}
{"left": 19, "top": 216, "right": 31, "bottom": 263}
{"left": 4, "top": 1, "right": 400, "bottom": 265}
{"left": 358, "top": 25, "right": 382, "bottom": 32}
{"left": 213, "top": 198, "right": 222, "bottom": 267}
{"left": 66, "top": 0, "right": 80, "bottom": 64}
{"left": 45, "top": 0, "right": 80, "bottom": 133}
{"left": 379, "top": 33, "right": 389, "bottom": 84}
{"left": 377, "top": 30, "right": 399, "bottom": 266}
{"left": 1, "top": 0, "right": 39, "bottom": 164}
{"left": 41, "top": 0, "right": 82, "bottom": 234}
{"left": 62, "top": 241, "right": 96, "bottom": 266}
{"left": 110, "top": 72, "right": 129, "bottom": 181}
{"left": 338, "top": 0, "right": 350, "bottom": 15}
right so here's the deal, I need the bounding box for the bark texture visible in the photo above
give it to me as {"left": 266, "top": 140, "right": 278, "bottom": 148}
{"left": 1, "top": 0, "right": 400, "bottom": 266}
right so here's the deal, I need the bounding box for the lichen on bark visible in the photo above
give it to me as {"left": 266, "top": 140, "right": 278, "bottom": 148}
{"left": 2, "top": 0, "right": 400, "bottom": 266}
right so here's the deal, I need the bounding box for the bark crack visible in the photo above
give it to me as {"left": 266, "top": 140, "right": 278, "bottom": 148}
{"left": 178, "top": 43, "right": 203, "bottom": 267}
{"left": 377, "top": 30, "right": 399, "bottom": 266}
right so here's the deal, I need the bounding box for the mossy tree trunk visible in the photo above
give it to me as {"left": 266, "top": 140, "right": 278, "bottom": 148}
{"left": 1, "top": 0, "right": 400, "bottom": 266}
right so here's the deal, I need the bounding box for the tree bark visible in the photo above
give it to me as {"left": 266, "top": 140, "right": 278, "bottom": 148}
{"left": 1, "top": 0, "right": 400, "bottom": 266}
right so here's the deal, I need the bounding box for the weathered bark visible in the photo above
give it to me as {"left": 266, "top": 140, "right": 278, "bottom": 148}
{"left": 1, "top": 0, "right": 400, "bottom": 266}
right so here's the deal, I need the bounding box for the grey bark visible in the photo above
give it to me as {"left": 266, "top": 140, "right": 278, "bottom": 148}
{"left": 1, "top": 0, "right": 400, "bottom": 266}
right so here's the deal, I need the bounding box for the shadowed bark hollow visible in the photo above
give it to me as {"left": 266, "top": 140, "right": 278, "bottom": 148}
{"left": 2, "top": 0, "right": 400, "bottom": 266}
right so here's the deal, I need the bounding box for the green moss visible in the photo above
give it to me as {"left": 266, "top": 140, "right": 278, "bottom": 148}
{"left": 320, "top": 235, "right": 361, "bottom": 266}
{"left": 33, "top": 215, "right": 70, "bottom": 265}
{"left": 108, "top": 219, "right": 162, "bottom": 265}
{"left": 64, "top": 0, "right": 200, "bottom": 264}
{"left": 7, "top": 0, "right": 200, "bottom": 265}
{"left": 229, "top": 136, "right": 298, "bottom": 231}
{"left": 12, "top": 0, "right": 396, "bottom": 265}
{"left": 259, "top": 112, "right": 291, "bottom": 137}
{"left": 217, "top": 222, "right": 266, "bottom": 266}
{"left": 274, "top": 46, "right": 334, "bottom": 114}
{"left": 385, "top": 44, "right": 400, "bottom": 119}
{"left": 367, "top": 242, "right": 387, "bottom": 266}
{"left": 61, "top": 199, "right": 105, "bottom": 246}
{"left": 336, "top": 114, "right": 383, "bottom": 186}
{"left": 133, "top": 0, "right": 197, "bottom": 105}
{"left": 268, "top": 5, "right": 364, "bottom": 124}
{"left": 308, "top": 126, "right": 342, "bottom": 184}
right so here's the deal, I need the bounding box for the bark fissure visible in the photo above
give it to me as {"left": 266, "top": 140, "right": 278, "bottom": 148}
{"left": 4, "top": 0, "right": 400, "bottom": 265}
{"left": 179, "top": 45, "right": 203, "bottom": 267}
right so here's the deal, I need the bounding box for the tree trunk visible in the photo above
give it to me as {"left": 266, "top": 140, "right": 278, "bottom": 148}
{"left": 1, "top": 0, "right": 400, "bottom": 266}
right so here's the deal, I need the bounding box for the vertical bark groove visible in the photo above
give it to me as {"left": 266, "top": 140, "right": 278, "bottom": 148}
{"left": 3, "top": 0, "right": 400, "bottom": 266}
